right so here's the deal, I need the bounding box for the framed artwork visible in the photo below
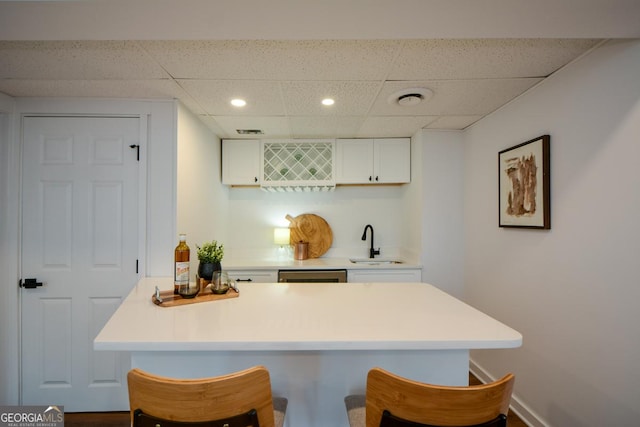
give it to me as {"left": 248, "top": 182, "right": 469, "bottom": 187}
{"left": 498, "top": 135, "right": 550, "bottom": 229}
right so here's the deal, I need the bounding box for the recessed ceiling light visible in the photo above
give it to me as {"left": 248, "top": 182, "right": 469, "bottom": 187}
{"left": 321, "top": 98, "right": 335, "bottom": 106}
{"left": 231, "top": 99, "right": 247, "bottom": 107}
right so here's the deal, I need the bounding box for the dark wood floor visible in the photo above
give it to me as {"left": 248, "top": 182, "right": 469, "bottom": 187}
{"left": 64, "top": 373, "right": 528, "bottom": 426}
{"left": 64, "top": 411, "right": 128, "bottom": 427}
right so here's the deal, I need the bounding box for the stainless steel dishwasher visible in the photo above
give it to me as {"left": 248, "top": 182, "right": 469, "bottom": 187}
{"left": 277, "top": 269, "right": 347, "bottom": 283}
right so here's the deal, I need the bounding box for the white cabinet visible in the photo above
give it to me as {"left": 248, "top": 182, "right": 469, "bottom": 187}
{"left": 348, "top": 268, "right": 422, "bottom": 283}
{"left": 222, "top": 139, "right": 336, "bottom": 189}
{"left": 336, "top": 138, "right": 410, "bottom": 184}
{"left": 227, "top": 267, "right": 421, "bottom": 283}
{"left": 335, "top": 139, "right": 374, "bottom": 184}
{"left": 261, "top": 139, "right": 335, "bottom": 189}
{"left": 227, "top": 270, "right": 278, "bottom": 283}
{"left": 374, "top": 138, "right": 411, "bottom": 183}
{"left": 222, "top": 139, "right": 260, "bottom": 185}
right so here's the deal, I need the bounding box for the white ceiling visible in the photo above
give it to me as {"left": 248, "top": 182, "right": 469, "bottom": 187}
{"left": 1, "top": 1, "right": 638, "bottom": 139}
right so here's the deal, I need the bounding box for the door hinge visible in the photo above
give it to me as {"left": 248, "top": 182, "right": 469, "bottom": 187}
{"left": 129, "top": 144, "right": 140, "bottom": 161}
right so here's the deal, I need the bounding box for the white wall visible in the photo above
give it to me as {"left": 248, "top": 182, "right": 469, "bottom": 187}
{"left": 464, "top": 39, "right": 640, "bottom": 426}
{"left": 145, "top": 101, "right": 179, "bottom": 276}
{"left": 225, "top": 184, "right": 410, "bottom": 261}
{"left": 419, "top": 130, "right": 465, "bottom": 297}
{"left": 176, "top": 104, "right": 228, "bottom": 273}
{"left": 0, "top": 93, "right": 18, "bottom": 404}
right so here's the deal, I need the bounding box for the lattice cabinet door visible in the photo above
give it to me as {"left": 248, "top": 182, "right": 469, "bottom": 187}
{"left": 262, "top": 140, "right": 336, "bottom": 190}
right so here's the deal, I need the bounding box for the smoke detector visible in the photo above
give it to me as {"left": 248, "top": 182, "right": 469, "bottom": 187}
{"left": 387, "top": 87, "right": 433, "bottom": 106}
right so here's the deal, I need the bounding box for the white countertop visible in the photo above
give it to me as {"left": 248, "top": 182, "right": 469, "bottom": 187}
{"left": 224, "top": 256, "right": 422, "bottom": 270}
{"left": 94, "top": 278, "right": 522, "bottom": 352}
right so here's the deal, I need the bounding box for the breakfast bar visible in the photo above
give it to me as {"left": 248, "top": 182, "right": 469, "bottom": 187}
{"left": 95, "top": 278, "right": 522, "bottom": 427}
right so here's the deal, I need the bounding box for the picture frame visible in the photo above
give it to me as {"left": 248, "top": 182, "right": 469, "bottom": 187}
{"left": 498, "top": 135, "right": 550, "bottom": 229}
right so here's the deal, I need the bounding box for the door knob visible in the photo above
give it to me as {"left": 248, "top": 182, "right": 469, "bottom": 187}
{"left": 20, "top": 278, "right": 43, "bottom": 289}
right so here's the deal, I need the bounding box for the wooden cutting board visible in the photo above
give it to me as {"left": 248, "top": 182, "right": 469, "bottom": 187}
{"left": 286, "top": 213, "right": 333, "bottom": 258}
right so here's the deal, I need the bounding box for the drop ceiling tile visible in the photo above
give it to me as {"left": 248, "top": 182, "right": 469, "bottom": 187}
{"left": 0, "top": 41, "right": 170, "bottom": 80}
{"left": 389, "top": 39, "right": 600, "bottom": 80}
{"left": 357, "top": 116, "right": 438, "bottom": 137}
{"left": 178, "top": 79, "right": 285, "bottom": 116}
{"left": 0, "top": 79, "right": 187, "bottom": 100}
{"left": 0, "top": 38, "right": 600, "bottom": 140}
{"left": 214, "top": 116, "right": 291, "bottom": 139}
{"left": 289, "top": 116, "right": 365, "bottom": 139}
{"left": 333, "top": 116, "right": 367, "bottom": 138}
{"left": 197, "top": 115, "right": 228, "bottom": 137}
{"left": 281, "top": 81, "right": 381, "bottom": 116}
{"left": 425, "top": 115, "right": 483, "bottom": 130}
{"left": 141, "top": 40, "right": 402, "bottom": 80}
{"left": 370, "top": 78, "right": 542, "bottom": 116}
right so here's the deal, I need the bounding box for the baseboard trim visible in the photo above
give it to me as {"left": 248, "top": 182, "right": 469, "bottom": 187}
{"left": 469, "top": 359, "right": 548, "bottom": 427}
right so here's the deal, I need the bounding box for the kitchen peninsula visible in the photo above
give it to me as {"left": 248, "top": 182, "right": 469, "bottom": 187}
{"left": 95, "top": 278, "right": 522, "bottom": 427}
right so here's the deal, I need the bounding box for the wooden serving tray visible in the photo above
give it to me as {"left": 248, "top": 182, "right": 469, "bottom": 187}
{"left": 152, "top": 288, "right": 239, "bottom": 307}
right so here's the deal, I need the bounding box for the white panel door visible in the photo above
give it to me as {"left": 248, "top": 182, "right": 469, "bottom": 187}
{"left": 21, "top": 116, "right": 140, "bottom": 411}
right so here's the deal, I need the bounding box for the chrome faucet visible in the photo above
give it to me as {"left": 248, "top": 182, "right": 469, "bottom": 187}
{"left": 361, "top": 224, "right": 380, "bottom": 259}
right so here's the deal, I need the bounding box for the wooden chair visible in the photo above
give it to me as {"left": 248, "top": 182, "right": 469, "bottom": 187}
{"left": 127, "top": 365, "right": 287, "bottom": 427}
{"left": 345, "top": 368, "right": 514, "bottom": 427}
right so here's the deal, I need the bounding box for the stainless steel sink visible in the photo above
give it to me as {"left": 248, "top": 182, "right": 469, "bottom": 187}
{"left": 349, "top": 258, "right": 404, "bottom": 265}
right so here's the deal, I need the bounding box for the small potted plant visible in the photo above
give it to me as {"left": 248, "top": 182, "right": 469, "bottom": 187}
{"left": 196, "top": 240, "right": 224, "bottom": 281}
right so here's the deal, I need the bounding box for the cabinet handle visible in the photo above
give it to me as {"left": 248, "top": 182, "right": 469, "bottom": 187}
{"left": 375, "top": 176, "right": 379, "bottom": 181}
{"left": 254, "top": 177, "right": 258, "bottom": 183}
{"left": 236, "top": 278, "right": 253, "bottom": 282}
{"left": 369, "top": 176, "right": 372, "bottom": 181}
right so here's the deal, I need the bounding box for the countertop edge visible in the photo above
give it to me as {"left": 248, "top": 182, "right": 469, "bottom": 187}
{"left": 94, "top": 338, "right": 522, "bottom": 352}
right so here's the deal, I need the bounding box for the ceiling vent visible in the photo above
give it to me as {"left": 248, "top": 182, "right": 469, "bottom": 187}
{"left": 236, "top": 129, "right": 264, "bottom": 135}
{"left": 387, "top": 87, "right": 433, "bottom": 107}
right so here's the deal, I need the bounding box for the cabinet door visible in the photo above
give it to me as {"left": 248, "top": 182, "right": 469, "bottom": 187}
{"left": 262, "top": 140, "right": 335, "bottom": 187}
{"left": 222, "top": 139, "right": 260, "bottom": 185}
{"left": 227, "top": 270, "right": 278, "bottom": 283}
{"left": 374, "top": 138, "right": 410, "bottom": 183}
{"left": 335, "top": 139, "right": 374, "bottom": 184}
{"left": 348, "top": 269, "right": 422, "bottom": 283}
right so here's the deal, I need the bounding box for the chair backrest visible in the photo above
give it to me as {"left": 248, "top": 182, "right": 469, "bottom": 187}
{"left": 127, "top": 365, "right": 277, "bottom": 427}
{"left": 365, "top": 368, "right": 515, "bottom": 427}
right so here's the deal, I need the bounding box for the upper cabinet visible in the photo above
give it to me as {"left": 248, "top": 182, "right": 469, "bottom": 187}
{"left": 222, "top": 137, "right": 410, "bottom": 188}
{"left": 335, "top": 138, "right": 410, "bottom": 184}
{"left": 222, "top": 139, "right": 260, "bottom": 185}
{"left": 262, "top": 140, "right": 335, "bottom": 190}
{"left": 222, "top": 139, "right": 336, "bottom": 190}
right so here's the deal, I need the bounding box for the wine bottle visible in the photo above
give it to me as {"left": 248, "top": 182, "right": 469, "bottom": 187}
{"left": 174, "top": 234, "right": 190, "bottom": 294}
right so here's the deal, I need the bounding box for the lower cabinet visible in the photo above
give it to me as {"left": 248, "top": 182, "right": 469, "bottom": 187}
{"left": 226, "top": 268, "right": 422, "bottom": 283}
{"left": 226, "top": 270, "right": 278, "bottom": 283}
{"left": 347, "top": 268, "right": 422, "bottom": 283}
